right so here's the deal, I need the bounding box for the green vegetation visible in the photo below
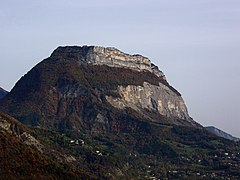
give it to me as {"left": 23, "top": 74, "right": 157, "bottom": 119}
{"left": 29, "top": 111, "right": 240, "bottom": 179}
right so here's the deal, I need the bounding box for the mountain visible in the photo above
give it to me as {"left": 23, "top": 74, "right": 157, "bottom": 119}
{"left": 0, "top": 46, "right": 199, "bottom": 132}
{"left": 0, "top": 87, "right": 8, "bottom": 99}
{"left": 0, "top": 46, "right": 240, "bottom": 179}
{"left": 205, "top": 126, "right": 240, "bottom": 142}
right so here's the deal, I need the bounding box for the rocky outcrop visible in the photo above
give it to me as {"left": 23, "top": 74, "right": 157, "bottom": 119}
{"left": 0, "top": 112, "right": 43, "bottom": 152}
{"left": 51, "top": 46, "right": 166, "bottom": 79}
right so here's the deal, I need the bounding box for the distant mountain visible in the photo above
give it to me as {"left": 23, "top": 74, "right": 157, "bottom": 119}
{"left": 0, "top": 87, "right": 8, "bottom": 99}
{"left": 205, "top": 126, "right": 240, "bottom": 142}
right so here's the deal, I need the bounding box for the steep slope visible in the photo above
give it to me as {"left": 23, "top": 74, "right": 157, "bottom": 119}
{"left": 206, "top": 126, "right": 240, "bottom": 142}
{"left": 0, "top": 87, "right": 8, "bottom": 99}
{"left": 0, "top": 46, "right": 199, "bottom": 133}
{"left": 0, "top": 112, "right": 82, "bottom": 179}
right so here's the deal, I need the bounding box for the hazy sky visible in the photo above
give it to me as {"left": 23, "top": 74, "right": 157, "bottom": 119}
{"left": 0, "top": 0, "right": 240, "bottom": 137}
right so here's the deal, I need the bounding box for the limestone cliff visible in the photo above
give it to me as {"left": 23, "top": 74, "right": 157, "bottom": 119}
{"left": 106, "top": 82, "right": 190, "bottom": 120}
{"left": 51, "top": 46, "right": 165, "bottom": 78}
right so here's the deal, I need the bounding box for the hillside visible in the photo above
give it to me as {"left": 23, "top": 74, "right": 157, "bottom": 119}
{"left": 1, "top": 111, "right": 240, "bottom": 179}
{"left": 0, "top": 46, "right": 240, "bottom": 179}
{"left": 0, "top": 112, "right": 85, "bottom": 179}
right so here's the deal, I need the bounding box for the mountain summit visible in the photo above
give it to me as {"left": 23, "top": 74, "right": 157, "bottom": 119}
{"left": 51, "top": 46, "right": 166, "bottom": 78}
{"left": 0, "top": 46, "right": 198, "bottom": 132}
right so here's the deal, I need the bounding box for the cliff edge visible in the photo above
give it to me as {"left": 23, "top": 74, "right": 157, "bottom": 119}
{"left": 51, "top": 46, "right": 166, "bottom": 78}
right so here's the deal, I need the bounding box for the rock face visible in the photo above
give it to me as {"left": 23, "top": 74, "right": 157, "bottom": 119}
{"left": 106, "top": 82, "right": 190, "bottom": 120}
{"left": 205, "top": 126, "right": 240, "bottom": 142}
{"left": 51, "top": 46, "right": 166, "bottom": 78}
{"left": 0, "top": 87, "right": 8, "bottom": 99}
{"left": 0, "top": 46, "right": 199, "bottom": 132}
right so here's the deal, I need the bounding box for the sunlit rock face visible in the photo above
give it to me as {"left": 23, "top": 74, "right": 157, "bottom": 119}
{"left": 106, "top": 82, "right": 190, "bottom": 121}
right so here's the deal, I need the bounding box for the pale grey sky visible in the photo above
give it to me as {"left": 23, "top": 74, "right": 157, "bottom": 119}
{"left": 0, "top": 0, "right": 240, "bottom": 137}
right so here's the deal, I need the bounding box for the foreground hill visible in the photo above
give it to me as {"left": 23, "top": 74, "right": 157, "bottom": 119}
{"left": 1, "top": 111, "right": 240, "bottom": 179}
{"left": 0, "top": 46, "right": 240, "bottom": 179}
{"left": 0, "top": 112, "right": 83, "bottom": 179}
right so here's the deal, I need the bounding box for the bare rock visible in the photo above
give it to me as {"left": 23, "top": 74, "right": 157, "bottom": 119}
{"left": 106, "top": 82, "right": 191, "bottom": 121}
{"left": 51, "top": 46, "right": 166, "bottom": 79}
